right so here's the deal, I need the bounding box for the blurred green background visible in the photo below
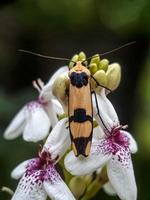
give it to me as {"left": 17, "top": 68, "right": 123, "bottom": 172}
{"left": 0, "top": 0, "right": 150, "bottom": 199}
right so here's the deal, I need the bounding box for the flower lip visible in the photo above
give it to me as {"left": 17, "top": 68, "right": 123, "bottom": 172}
{"left": 101, "top": 125, "right": 130, "bottom": 157}
{"left": 26, "top": 149, "right": 59, "bottom": 179}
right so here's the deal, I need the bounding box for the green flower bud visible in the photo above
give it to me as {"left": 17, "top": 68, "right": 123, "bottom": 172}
{"left": 93, "top": 70, "right": 107, "bottom": 89}
{"left": 84, "top": 175, "right": 93, "bottom": 186}
{"left": 89, "top": 63, "right": 98, "bottom": 75}
{"left": 99, "top": 58, "right": 109, "bottom": 71}
{"left": 80, "top": 178, "right": 101, "bottom": 200}
{"left": 106, "top": 63, "right": 121, "bottom": 91}
{"left": 78, "top": 51, "right": 86, "bottom": 61}
{"left": 69, "top": 176, "right": 86, "bottom": 199}
{"left": 81, "top": 167, "right": 108, "bottom": 200}
{"left": 69, "top": 54, "right": 79, "bottom": 69}
{"left": 52, "top": 75, "right": 69, "bottom": 108}
{"left": 90, "top": 54, "right": 100, "bottom": 65}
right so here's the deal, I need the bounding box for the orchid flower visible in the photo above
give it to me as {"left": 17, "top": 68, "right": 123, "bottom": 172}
{"left": 4, "top": 66, "right": 68, "bottom": 142}
{"left": 65, "top": 89, "right": 137, "bottom": 200}
{"left": 11, "top": 118, "right": 75, "bottom": 200}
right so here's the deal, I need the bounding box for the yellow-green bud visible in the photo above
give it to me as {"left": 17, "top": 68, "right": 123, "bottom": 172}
{"left": 84, "top": 175, "right": 93, "bottom": 186}
{"left": 78, "top": 51, "right": 86, "bottom": 61}
{"left": 90, "top": 54, "right": 100, "bottom": 65}
{"left": 106, "top": 63, "right": 121, "bottom": 91}
{"left": 80, "top": 178, "right": 101, "bottom": 200}
{"left": 89, "top": 63, "right": 98, "bottom": 75}
{"left": 69, "top": 177, "right": 86, "bottom": 199}
{"left": 69, "top": 54, "right": 79, "bottom": 69}
{"left": 93, "top": 70, "right": 107, "bottom": 88}
{"left": 99, "top": 59, "right": 109, "bottom": 71}
{"left": 52, "top": 75, "right": 69, "bottom": 107}
{"left": 81, "top": 167, "right": 108, "bottom": 200}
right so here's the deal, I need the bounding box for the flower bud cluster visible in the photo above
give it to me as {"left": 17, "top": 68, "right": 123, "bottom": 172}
{"left": 52, "top": 52, "right": 121, "bottom": 109}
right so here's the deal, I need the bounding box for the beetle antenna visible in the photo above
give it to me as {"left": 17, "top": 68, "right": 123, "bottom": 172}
{"left": 87, "top": 41, "right": 136, "bottom": 60}
{"left": 18, "top": 49, "right": 72, "bottom": 62}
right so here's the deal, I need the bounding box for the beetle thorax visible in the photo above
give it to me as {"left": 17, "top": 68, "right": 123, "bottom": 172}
{"left": 69, "top": 61, "right": 90, "bottom": 76}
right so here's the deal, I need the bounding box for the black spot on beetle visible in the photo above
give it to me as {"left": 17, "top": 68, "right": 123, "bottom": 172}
{"left": 70, "top": 72, "right": 88, "bottom": 88}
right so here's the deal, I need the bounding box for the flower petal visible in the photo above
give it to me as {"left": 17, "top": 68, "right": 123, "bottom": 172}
{"left": 93, "top": 89, "right": 119, "bottom": 131}
{"left": 121, "top": 130, "right": 138, "bottom": 154}
{"left": 11, "top": 172, "right": 47, "bottom": 200}
{"left": 44, "top": 118, "right": 70, "bottom": 160}
{"left": 45, "top": 100, "right": 64, "bottom": 128}
{"left": 39, "top": 66, "right": 69, "bottom": 101}
{"left": 43, "top": 178, "right": 75, "bottom": 200}
{"left": 47, "top": 66, "right": 69, "bottom": 87}
{"left": 4, "top": 107, "right": 25, "bottom": 140}
{"left": 93, "top": 126, "right": 105, "bottom": 139}
{"left": 51, "top": 99, "right": 64, "bottom": 115}
{"left": 64, "top": 141, "right": 111, "bottom": 176}
{"left": 107, "top": 152, "right": 137, "bottom": 200}
{"left": 103, "top": 182, "right": 116, "bottom": 196}
{"left": 11, "top": 159, "right": 33, "bottom": 180}
{"left": 23, "top": 102, "right": 50, "bottom": 142}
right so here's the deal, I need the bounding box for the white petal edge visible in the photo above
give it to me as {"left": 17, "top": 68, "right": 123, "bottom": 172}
{"left": 51, "top": 99, "right": 64, "bottom": 115}
{"left": 103, "top": 182, "right": 116, "bottom": 196}
{"left": 43, "top": 178, "right": 75, "bottom": 200}
{"left": 44, "top": 118, "right": 70, "bottom": 160}
{"left": 11, "top": 159, "right": 33, "bottom": 179}
{"left": 23, "top": 106, "right": 50, "bottom": 142}
{"left": 121, "top": 130, "right": 138, "bottom": 154}
{"left": 99, "top": 89, "right": 119, "bottom": 123}
{"left": 47, "top": 66, "right": 69, "bottom": 86}
{"left": 4, "top": 107, "right": 26, "bottom": 140}
{"left": 64, "top": 150, "right": 111, "bottom": 176}
{"left": 107, "top": 154, "right": 137, "bottom": 200}
{"left": 93, "top": 89, "right": 119, "bottom": 131}
{"left": 11, "top": 172, "right": 47, "bottom": 200}
{"left": 39, "top": 66, "right": 69, "bottom": 100}
{"left": 45, "top": 99, "right": 63, "bottom": 128}
{"left": 93, "top": 126, "right": 105, "bottom": 139}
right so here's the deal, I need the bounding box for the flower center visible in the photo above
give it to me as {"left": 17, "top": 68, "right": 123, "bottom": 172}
{"left": 25, "top": 150, "right": 59, "bottom": 183}
{"left": 106, "top": 127, "right": 129, "bottom": 155}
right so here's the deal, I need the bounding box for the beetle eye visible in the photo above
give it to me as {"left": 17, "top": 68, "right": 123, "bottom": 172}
{"left": 81, "top": 60, "right": 87, "bottom": 67}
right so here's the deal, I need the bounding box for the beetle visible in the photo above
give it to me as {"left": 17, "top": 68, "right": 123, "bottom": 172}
{"left": 68, "top": 61, "right": 93, "bottom": 157}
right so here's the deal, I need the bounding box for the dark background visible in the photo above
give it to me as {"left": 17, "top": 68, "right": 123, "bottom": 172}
{"left": 0, "top": 0, "right": 150, "bottom": 199}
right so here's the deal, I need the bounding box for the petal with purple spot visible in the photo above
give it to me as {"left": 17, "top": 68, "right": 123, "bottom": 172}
{"left": 107, "top": 149, "right": 137, "bottom": 200}
{"left": 11, "top": 159, "right": 35, "bottom": 180}
{"left": 11, "top": 172, "right": 47, "bottom": 200}
{"left": 64, "top": 140, "right": 111, "bottom": 176}
{"left": 121, "top": 130, "right": 138, "bottom": 154}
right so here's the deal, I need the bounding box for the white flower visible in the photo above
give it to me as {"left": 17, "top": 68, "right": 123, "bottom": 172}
{"left": 65, "top": 89, "right": 137, "bottom": 200}
{"left": 4, "top": 67, "right": 68, "bottom": 142}
{"left": 11, "top": 118, "right": 74, "bottom": 200}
